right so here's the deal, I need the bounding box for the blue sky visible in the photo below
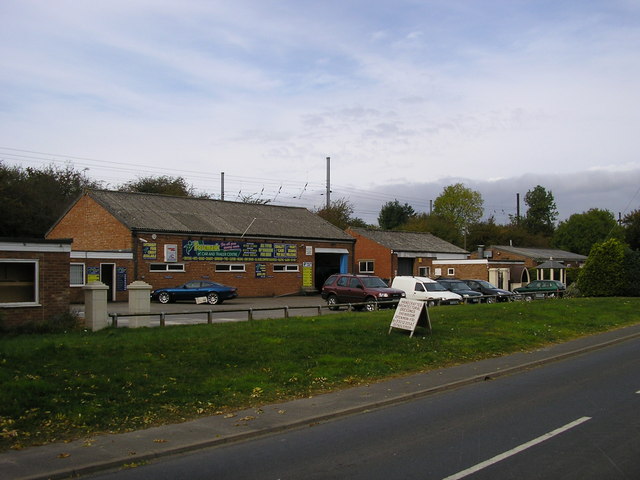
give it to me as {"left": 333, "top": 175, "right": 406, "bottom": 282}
{"left": 1, "top": 0, "right": 639, "bottom": 224}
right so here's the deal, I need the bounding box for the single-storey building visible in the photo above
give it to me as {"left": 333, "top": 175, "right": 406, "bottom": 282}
{"left": 345, "top": 227, "right": 469, "bottom": 282}
{"left": 0, "top": 238, "right": 72, "bottom": 328}
{"left": 46, "top": 190, "right": 355, "bottom": 302}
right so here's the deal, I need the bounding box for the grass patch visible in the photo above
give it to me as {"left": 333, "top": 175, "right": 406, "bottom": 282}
{"left": 1, "top": 297, "right": 638, "bottom": 450}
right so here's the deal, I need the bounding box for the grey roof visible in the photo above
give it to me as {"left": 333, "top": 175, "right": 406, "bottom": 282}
{"left": 490, "top": 245, "right": 587, "bottom": 262}
{"left": 72, "top": 190, "right": 354, "bottom": 242}
{"left": 536, "top": 260, "right": 568, "bottom": 269}
{"left": 348, "top": 227, "right": 468, "bottom": 254}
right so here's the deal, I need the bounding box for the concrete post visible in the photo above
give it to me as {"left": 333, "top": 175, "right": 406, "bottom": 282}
{"left": 128, "top": 280, "right": 153, "bottom": 328}
{"left": 83, "top": 281, "right": 109, "bottom": 331}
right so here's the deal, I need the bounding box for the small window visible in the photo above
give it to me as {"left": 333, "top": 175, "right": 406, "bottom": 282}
{"left": 70, "top": 263, "right": 85, "bottom": 287}
{"left": 359, "top": 260, "right": 374, "bottom": 273}
{"left": 447, "top": 268, "right": 455, "bottom": 276}
{"left": 0, "top": 260, "right": 38, "bottom": 305}
{"left": 418, "top": 266, "right": 430, "bottom": 277}
{"left": 150, "top": 263, "right": 185, "bottom": 272}
{"left": 273, "top": 264, "right": 299, "bottom": 272}
{"left": 215, "top": 264, "right": 246, "bottom": 272}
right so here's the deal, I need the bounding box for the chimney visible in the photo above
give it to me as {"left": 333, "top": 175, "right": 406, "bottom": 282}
{"left": 477, "top": 245, "right": 485, "bottom": 259}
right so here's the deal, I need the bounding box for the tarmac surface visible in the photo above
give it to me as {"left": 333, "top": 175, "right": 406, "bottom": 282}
{"left": 2, "top": 305, "right": 640, "bottom": 480}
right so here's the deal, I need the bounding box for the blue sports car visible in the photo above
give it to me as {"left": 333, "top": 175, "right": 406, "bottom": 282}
{"left": 151, "top": 280, "right": 238, "bottom": 305}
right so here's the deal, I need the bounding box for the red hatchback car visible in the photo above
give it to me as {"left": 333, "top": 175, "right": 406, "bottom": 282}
{"left": 321, "top": 274, "right": 405, "bottom": 311}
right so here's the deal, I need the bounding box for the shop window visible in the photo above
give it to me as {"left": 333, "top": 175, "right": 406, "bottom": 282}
{"left": 215, "top": 264, "right": 246, "bottom": 272}
{"left": 418, "top": 266, "right": 431, "bottom": 277}
{"left": 447, "top": 268, "right": 455, "bottom": 276}
{"left": 359, "top": 260, "right": 374, "bottom": 273}
{"left": 273, "top": 264, "right": 299, "bottom": 272}
{"left": 149, "top": 263, "right": 185, "bottom": 272}
{"left": 0, "top": 260, "right": 38, "bottom": 305}
{"left": 70, "top": 263, "right": 85, "bottom": 287}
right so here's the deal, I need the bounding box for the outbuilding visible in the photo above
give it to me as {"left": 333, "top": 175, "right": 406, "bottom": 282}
{"left": 46, "top": 190, "right": 354, "bottom": 302}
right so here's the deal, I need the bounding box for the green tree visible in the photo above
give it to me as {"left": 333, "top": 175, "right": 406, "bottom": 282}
{"left": 377, "top": 200, "right": 416, "bottom": 230}
{"left": 577, "top": 238, "right": 626, "bottom": 296}
{"left": 403, "top": 213, "right": 461, "bottom": 246}
{"left": 0, "top": 162, "right": 101, "bottom": 237}
{"left": 622, "top": 209, "right": 640, "bottom": 250}
{"left": 315, "top": 198, "right": 368, "bottom": 230}
{"left": 522, "top": 185, "right": 558, "bottom": 236}
{"left": 118, "top": 175, "right": 204, "bottom": 197}
{"left": 553, "top": 208, "right": 623, "bottom": 256}
{"left": 432, "top": 183, "right": 483, "bottom": 248}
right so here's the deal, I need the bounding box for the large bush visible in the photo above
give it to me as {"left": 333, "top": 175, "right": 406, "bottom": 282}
{"left": 578, "top": 238, "right": 627, "bottom": 296}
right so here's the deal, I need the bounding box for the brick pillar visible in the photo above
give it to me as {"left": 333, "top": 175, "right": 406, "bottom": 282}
{"left": 128, "top": 280, "right": 152, "bottom": 328}
{"left": 84, "top": 281, "right": 109, "bottom": 331}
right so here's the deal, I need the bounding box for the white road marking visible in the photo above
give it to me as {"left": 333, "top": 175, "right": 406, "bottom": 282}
{"left": 442, "top": 416, "right": 592, "bottom": 480}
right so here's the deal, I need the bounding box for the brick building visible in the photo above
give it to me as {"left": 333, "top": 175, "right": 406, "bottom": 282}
{"left": 0, "top": 238, "right": 72, "bottom": 328}
{"left": 345, "top": 227, "right": 469, "bottom": 282}
{"left": 46, "top": 190, "right": 354, "bottom": 302}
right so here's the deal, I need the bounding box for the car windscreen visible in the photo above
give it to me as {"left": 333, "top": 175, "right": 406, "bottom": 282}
{"left": 476, "top": 280, "right": 495, "bottom": 288}
{"left": 361, "top": 277, "right": 389, "bottom": 288}
{"left": 446, "top": 281, "right": 470, "bottom": 290}
{"left": 425, "top": 283, "right": 447, "bottom": 292}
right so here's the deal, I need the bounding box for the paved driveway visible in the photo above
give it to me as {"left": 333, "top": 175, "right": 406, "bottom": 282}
{"left": 72, "top": 294, "right": 337, "bottom": 327}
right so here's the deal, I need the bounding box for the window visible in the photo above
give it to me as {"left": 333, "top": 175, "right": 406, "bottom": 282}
{"left": 447, "top": 268, "right": 455, "bottom": 276}
{"left": 418, "top": 266, "right": 431, "bottom": 277}
{"left": 149, "top": 263, "right": 185, "bottom": 272}
{"left": 215, "top": 264, "right": 246, "bottom": 272}
{"left": 273, "top": 264, "right": 299, "bottom": 272}
{"left": 359, "top": 260, "right": 374, "bottom": 273}
{"left": 0, "top": 260, "right": 38, "bottom": 305}
{"left": 70, "top": 263, "right": 85, "bottom": 286}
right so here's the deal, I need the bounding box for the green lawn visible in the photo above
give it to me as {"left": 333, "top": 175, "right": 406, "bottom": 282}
{"left": 1, "top": 297, "right": 638, "bottom": 450}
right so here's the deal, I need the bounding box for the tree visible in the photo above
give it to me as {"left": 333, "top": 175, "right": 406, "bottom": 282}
{"left": 432, "top": 183, "right": 483, "bottom": 248}
{"left": 403, "top": 213, "right": 461, "bottom": 246}
{"left": 0, "top": 162, "right": 101, "bottom": 237}
{"left": 622, "top": 209, "right": 640, "bottom": 251}
{"left": 522, "top": 185, "right": 557, "bottom": 236}
{"left": 577, "top": 238, "right": 626, "bottom": 296}
{"left": 377, "top": 200, "right": 415, "bottom": 230}
{"left": 118, "top": 175, "right": 204, "bottom": 197}
{"left": 553, "top": 208, "right": 623, "bottom": 256}
{"left": 314, "top": 198, "right": 368, "bottom": 230}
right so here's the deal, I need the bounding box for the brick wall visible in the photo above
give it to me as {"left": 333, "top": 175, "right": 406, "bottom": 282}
{"left": 432, "top": 261, "right": 489, "bottom": 280}
{"left": 0, "top": 248, "right": 70, "bottom": 328}
{"left": 47, "top": 194, "right": 131, "bottom": 251}
{"left": 346, "top": 229, "right": 394, "bottom": 279}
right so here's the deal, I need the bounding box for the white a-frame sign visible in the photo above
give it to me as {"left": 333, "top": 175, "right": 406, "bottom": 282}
{"left": 389, "top": 299, "right": 432, "bottom": 337}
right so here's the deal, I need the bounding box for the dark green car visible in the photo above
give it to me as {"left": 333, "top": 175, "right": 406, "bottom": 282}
{"left": 513, "top": 280, "right": 566, "bottom": 300}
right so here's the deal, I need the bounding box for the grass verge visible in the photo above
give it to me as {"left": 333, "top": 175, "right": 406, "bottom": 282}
{"left": 1, "top": 297, "right": 639, "bottom": 450}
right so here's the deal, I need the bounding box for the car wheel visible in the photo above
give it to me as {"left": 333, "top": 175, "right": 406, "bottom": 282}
{"left": 207, "top": 292, "right": 220, "bottom": 305}
{"left": 524, "top": 294, "right": 534, "bottom": 302}
{"left": 158, "top": 292, "right": 171, "bottom": 304}
{"left": 485, "top": 296, "right": 495, "bottom": 304}
{"left": 363, "top": 297, "right": 377, "bottom": 312}
{"left": 427, "top": 300, "right": 436, "bottom": 308}
{"left": 327, "top": 295, "right": 339, "bottom": 311}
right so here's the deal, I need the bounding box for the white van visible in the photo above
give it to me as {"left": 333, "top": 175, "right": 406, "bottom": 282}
{"left": 391, "top": 276, "right": 462, "bottom": 306}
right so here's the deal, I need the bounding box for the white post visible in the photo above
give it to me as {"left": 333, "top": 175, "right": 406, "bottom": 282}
{"left": 84, "top": 281, "right": 109, "bottom": 331}
{"left": 128, "top": 280, "right": 153, "bottom": 328}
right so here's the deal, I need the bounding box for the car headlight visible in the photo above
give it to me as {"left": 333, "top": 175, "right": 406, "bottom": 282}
{"left": 378, "top": 293, "right": 389, "bottom": 298}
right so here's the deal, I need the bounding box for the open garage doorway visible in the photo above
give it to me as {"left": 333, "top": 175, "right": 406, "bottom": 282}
{"left": 314, "top": 249, "right": 349, "bottom": 290}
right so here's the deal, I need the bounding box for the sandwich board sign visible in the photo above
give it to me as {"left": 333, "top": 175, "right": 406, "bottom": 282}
{"left": 389, "top": 299, "right": 432, "bottom": 337}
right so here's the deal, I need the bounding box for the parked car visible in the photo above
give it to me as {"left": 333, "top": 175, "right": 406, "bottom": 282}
{"left": 436, "top": 279, "right": 483, "bottom": 303}
{"left": 513, "top": 280, "right": 566, "bottom": 300}
{"left": 391, "top": 276, "right": 462, "bottom": 306}
{"left": 321, "top": 274, "right": 405, "bottom": 311}
{"left": 461, "top": 279, "right": 515, "bottom": 303}
{"left": 151, "top": 280, "right": 238, "bottom": 305}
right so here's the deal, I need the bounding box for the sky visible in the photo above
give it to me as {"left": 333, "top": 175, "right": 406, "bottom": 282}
{"left": 1, "top": 0, "right": 639, "bottom": 225}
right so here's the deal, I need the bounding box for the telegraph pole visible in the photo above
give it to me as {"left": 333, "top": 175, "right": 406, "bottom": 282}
{"left": 326, "top": 156, "right": 331, "bottom": 209}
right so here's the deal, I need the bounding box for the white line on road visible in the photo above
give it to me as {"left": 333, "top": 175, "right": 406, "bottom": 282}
{"left": 442, "top": 416, "right": 592, "bottom": 480}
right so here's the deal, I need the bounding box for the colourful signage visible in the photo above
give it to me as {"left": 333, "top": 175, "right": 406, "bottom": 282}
{"left": 182, "top": 240, "right": 297, "bottom": 262}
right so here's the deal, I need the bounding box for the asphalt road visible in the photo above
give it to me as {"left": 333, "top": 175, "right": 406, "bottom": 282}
{"left": 85, "top": 334, "right": 640, "bottom": 479}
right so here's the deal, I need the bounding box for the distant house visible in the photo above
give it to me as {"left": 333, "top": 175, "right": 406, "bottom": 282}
{"left": 475, "top": 245, "right": 588, "bottom": 286}
{"left": 0, "top": 238, "right": 72, "bottom": 328}
{"left": 46, "top": 190, "right": 355, "bottom": 301}
{"left": 345, "top": 227, "right": 468, "bottom": 281}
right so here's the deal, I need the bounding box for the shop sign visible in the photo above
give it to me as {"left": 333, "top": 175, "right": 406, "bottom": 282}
{"left": 182, "top": 240, "right": 297, "bottom": 262}
{"left": 142, "top": 243, "right": 157, "bottom": 260}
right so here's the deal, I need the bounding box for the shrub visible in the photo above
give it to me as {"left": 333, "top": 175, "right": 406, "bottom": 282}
{"left": 578, "top": 238, "right": 626, "bottom": 296}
